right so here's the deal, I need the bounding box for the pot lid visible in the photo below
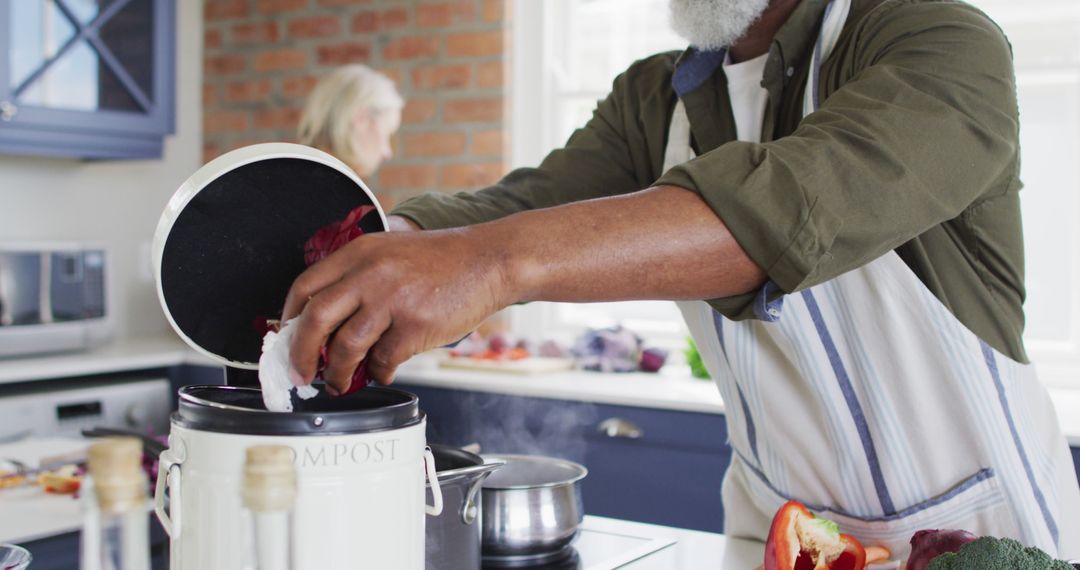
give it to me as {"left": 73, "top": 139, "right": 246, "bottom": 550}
{"left": 152, "top": 143, "right": 387, "bottom": 369}
{"left": 176, "top": 385, "right": 420, "bottom": 435}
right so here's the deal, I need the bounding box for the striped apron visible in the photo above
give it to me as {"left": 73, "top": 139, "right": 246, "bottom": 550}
{"left": 669, "top": 0, "right": 1080, "bottom": 559}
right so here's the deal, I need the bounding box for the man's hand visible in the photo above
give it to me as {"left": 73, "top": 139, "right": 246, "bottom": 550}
{"left": 281, "top": 225, "right": 511, "bottom": 393}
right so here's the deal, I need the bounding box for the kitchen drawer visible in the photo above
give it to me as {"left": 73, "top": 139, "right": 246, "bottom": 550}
{"left": 582, "top": 433, "right": 729, "bottom": 532}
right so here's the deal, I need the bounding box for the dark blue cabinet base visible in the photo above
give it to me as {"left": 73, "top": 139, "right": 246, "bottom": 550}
{"left": 400, "top": 383, "right": 732, "bottom": 533}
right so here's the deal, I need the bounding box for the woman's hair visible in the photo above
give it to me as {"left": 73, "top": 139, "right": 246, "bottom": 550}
{"left": 297, "top": 64, "right": 404, "bottom": 167}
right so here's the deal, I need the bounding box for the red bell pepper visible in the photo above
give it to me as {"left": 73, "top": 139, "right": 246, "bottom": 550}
{"left": 764, "top": 501, "right": 866, "bottom": 570}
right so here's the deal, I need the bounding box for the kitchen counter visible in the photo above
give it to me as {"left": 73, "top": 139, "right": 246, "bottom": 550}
{"left": 3, "top": 333, "right": 1080, "bottom": 445}
{"left": 0, "top": 479, "right": 761, "bottom": 570}
{"left": 580, "top": 516, "right": 763, "bottom": 569}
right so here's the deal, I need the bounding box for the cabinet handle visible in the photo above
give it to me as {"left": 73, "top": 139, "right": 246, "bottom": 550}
{"left": 597, "top": 417, "right": 644, "bottom": 439}
{"left": 0, "top": 101, "right": 16, "bottom": 122}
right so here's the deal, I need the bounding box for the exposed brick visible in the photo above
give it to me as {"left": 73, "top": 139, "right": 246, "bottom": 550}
{"left": 202, "top": 142, "right": 221, "bottom": 165}
{"left": 446, "top": 31, "right": 504, "bottom": 58}
{"left": 470, "top": 129, "right": 504, "bottom": 156}
{"left": 444, "top": 97, "right": 503, "bottom": 123}
{"left": 411, "top": 64, "right": 471, "bottom": 90}
{"left": 204, "top": 53, "right": 246, "bottom": 75}
{"left": 205, "top": 0, "right": 249, "bottom": 20}
{"left": 318, "top": 0, "right": 373, "bottom": 6}
{"left": 439, "top": 162, "right": 505, "bottom": 189}
{"left": 316, "top": 42, "right": 372, "bottom": 65}
{"left": 403, "top": 131, "right": 467, "bottom": 157}
{"left": 380, "top": 7, "right": 409, "bottom": 29}
{"left": 254, "top": 107, "right": 303, "bottom": 130}
{"left": 402, "top": 98, "right": 437, "bottom": 124}
{"left": 416, "top": 1, "right": 476, "bottom": 28}
{"left": 288, "top": 15, "right": 342, "bottom": 39}
{"left": 281, "top": 74, "right": 319, "bottom": 99}
{"left": 482, "top": 0, "right": 506, "bottom": 22}
{"left": 203, "top": 85, "right": 218, "bottom": 107}
{"left": 382, "top": 67, "right": 404, "bottom": 86}
{"left": 231, "top": 21, "right": 279, "bottom": 45}
{"left": 224, "top": 79, "right": 273, "bottom": 102}
{"left": 254, "top": 48, "right": 307, "bottom": 72}
{"left": 378, "top": 164, "right": 438, "bottom": 189}
{"left": 382, "top": 36, "right": 440, "bottom": 61}
{"left": 257, "top": 0, "right": 309, "bottom": 14}
{"left": 476, "top": 61, "right": 503, "bottom": 89}
{"left": 351, "top": 8, "right": 408, "bottom": 33}
{"left": 203, "top": 110, "right": 250, "bottom": 134}
{"left": 227, "top": 137, "right": 271, "bottom": 152}
{"left": 204, "top": 27, "right": 223, "bottom": 50}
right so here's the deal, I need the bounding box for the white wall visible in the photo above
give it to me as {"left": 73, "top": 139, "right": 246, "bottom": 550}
{"left": 0, "top": 2, "right": 202, "bottom": 340}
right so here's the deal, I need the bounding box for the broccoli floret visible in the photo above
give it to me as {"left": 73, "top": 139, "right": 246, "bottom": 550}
{"left": 926, "top": 536, "right": 1073, "bottom": 570}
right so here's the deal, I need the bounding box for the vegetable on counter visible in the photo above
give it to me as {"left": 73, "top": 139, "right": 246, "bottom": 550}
{"left": 764, "top": 501, "right": 866, "bottom": 570}
{"left": 925, "top": 536, "right": 1074, "bottom": 569}
{"left": 906, "top": 529, "right": 977, "bottom": 570}
{"left": 684, "top": 336, "right": 710, "bottom": 379}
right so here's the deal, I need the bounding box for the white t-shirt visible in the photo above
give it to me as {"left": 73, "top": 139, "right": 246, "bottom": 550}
{"left": 723, "top": 53, "right": 770, "bottom": 143}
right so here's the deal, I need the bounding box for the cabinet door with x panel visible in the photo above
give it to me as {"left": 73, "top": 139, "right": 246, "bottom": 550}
{"left": 0, "top": 0, "right": 175, "bottom": 159}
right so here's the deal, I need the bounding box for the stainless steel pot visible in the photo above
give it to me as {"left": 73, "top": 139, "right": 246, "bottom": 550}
{"left": 480, "top": 454, "right": 588, "bottom": 559}
{"left": 426, "top": 445, "right": 503, "bottom": 570}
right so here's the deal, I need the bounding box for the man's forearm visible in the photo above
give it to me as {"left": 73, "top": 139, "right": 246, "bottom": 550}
{"left": 474, "top": 185, "right": 767, "bottom": 305}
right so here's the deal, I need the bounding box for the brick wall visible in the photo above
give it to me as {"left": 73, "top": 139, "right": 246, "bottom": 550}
{"left": 202, "top": 0, "right": 511, "bottom": 207}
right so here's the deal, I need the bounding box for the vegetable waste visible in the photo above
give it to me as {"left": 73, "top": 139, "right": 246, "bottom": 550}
{"left": 906, "top": 529, "right": 977, "bottom": 570}
{"left": 764, "top": 501, "right": 866, "bottom": 570}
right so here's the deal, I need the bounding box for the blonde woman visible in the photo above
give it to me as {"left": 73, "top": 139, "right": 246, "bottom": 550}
{"left": 298, "top": 65, "right": 404, "bottom": 209}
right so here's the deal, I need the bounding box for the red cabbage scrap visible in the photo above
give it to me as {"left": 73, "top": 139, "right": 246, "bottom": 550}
{"left": 305, "top": 205, "right": 378, "bottom": 395}
{"left": 255, "top": 205, "right": 378, "bottom": 396}
{"left": 304, "top": 205, "right": 376, "bottom": 266}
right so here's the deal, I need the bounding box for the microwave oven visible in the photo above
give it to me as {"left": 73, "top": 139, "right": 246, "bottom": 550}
{"left": 0, "top": 244, "right": 112, "bottom": 358}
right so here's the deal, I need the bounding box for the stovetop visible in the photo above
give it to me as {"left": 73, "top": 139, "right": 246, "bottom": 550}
{"left": 482, "top": 525, "right": 677, "bottom": 570}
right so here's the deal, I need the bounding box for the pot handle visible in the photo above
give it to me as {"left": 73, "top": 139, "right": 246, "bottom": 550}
{"left": 154, "top": 447, "right": 183, "bottom": 539}
{"left": 424, "top": 447, "right": 443, "bottom": 516}
{"left": 461, "top": 462, "right": 502, "bottom": 525}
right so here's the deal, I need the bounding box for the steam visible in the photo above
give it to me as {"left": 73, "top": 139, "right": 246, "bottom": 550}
{"left": 444, "top": 392, "right": 598, "bottom": 464}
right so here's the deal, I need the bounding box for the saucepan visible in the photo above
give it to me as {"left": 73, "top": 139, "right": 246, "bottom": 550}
{"left": 426, "top": 444, "right": 503, "bottom": 570}
{"left": 480, "top": 454, "right": 588, "bottom": 560}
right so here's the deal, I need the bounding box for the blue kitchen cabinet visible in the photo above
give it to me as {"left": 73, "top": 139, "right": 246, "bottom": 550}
{"left": 400, "top": 383, "right": 732, "bottom": 533}
{"left": 0, "top": 0, "right": 176, "bottom": 159}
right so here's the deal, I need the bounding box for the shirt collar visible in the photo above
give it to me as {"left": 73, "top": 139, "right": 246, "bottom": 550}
{"left": 672, "top": 0, "right": 833, "bottom": 95}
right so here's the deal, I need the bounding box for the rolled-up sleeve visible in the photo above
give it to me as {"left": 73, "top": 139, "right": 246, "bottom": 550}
{"left": 657, "top": 2, "right": 1019, "bottom": 316}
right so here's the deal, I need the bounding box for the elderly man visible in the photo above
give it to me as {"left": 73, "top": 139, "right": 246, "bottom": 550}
{"left": 282, "top": 0, "right": 1080, "bottom": 558}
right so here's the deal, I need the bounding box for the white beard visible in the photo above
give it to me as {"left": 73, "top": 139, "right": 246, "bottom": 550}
{"left": 669, "top": 0, "right": 771, "bottom": 51}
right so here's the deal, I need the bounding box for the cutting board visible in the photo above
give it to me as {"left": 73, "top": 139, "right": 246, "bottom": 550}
{"left": 438, "top": 356, "right": 575, "bottom": 375}
{"left": 0, "top": 437, "right": 87, "bottom": 468}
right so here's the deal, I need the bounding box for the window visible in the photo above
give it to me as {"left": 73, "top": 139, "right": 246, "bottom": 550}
{"left": 510, "top": 0, "right": 690, "bottom": 354}
{"left": 510, "top": 0, "right": 1080, "bottom": 385}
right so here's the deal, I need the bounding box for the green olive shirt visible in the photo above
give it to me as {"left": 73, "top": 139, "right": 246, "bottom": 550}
{"left": 393, "top": 0, "right": 1028, "bottom": 363}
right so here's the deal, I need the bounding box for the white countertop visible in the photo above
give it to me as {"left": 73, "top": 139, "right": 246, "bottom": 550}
{"left": 394, "top": 354, "right": 727, "bottom": 414}
{"left": 581, "top": 516, "right": 762, "bottom": 569}
{"left": 2, "top": 334, "right": 1080, "bottom": 446}
{"left": 0, "top": 334, "right": 218, "bottom": 386}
